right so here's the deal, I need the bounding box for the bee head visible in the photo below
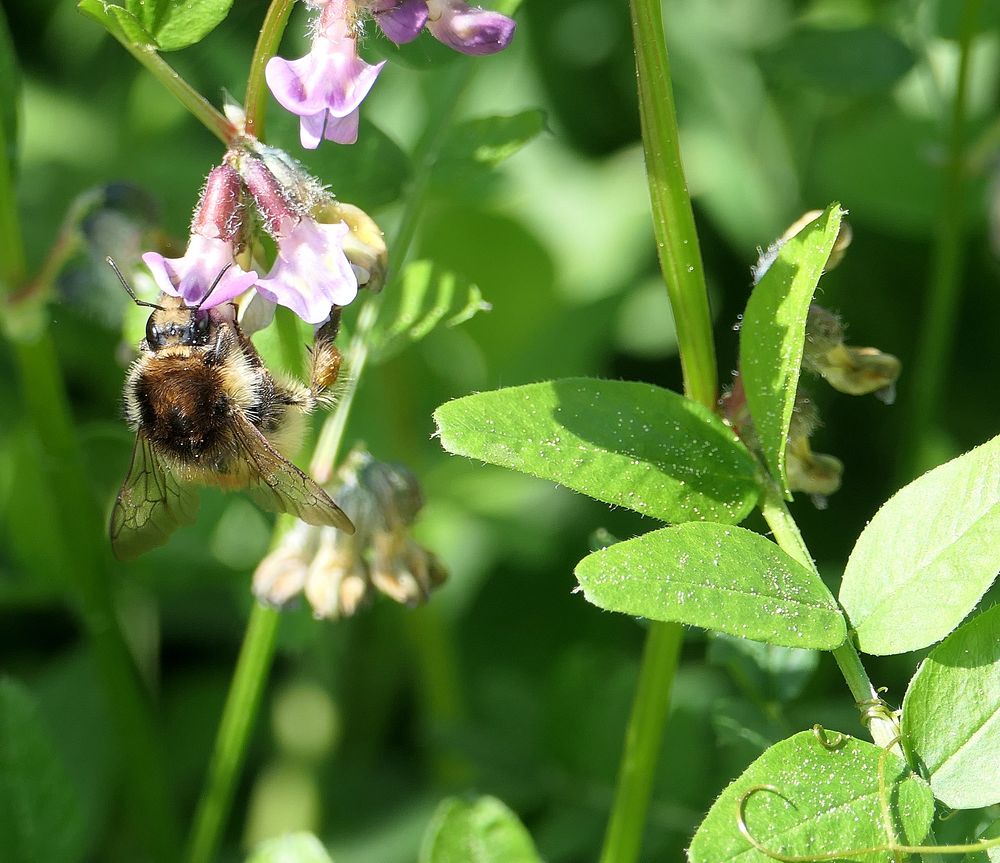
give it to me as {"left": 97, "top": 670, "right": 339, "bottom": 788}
{"left": 144, "top": 297, "right": 213, "bottom": 349}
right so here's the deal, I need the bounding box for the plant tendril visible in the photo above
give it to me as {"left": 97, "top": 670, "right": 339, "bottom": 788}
{"left": 811, "top": 725, "right": 846, "bottom": 750}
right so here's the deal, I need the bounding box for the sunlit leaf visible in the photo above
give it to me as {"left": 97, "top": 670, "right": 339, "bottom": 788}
{"left": 432, "top": 110, "right": 546, "bottom": 188}
{"left": 370, "top": 260, "right": 490, "bottom": 362}
{"left": 0, "top": 5, "right": 18, "bottom": 174}
{"left": 576, "top": 524, "right": 846, "bottom": 649}
{"left": 839, "top": 434, "right": 1000, "bottom": 655}
{"left": 688, "top": 730, "right": 934, "bottom": 863}
{"left": 124, "top": 0, "right": 234, "bottom": 51}
{"left": 435, "top": 378, "right": 760, "bottom": 525}
{"left": 902, "top": 605, "right": 1000, "bottom": 809}
{"left": 420, "top": 796, "right": 541, "bottom": 863}
{"left": 78, "top": 1, "right": 154, "bottom": 46}
{"left": 246, "top": 832, "right": 334, "bottom": 863}
{"left": 739, "top": 203, "right": 843, "bottom": 494}
{"left": 965, "top": 817, "right": 1000, "bottom": 862}
{"left": 0, "top": 679, "right": 87, "bottom": 863}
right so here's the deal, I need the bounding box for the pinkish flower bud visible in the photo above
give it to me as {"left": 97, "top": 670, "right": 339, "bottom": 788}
{"left": 191, "top": 164, "right": 244, "bottom": 241}
{"left": 233, "top": 151, "right": 301, "bottom": 236}
{"left": 265, "top": 0, "right": 385, "bottom": 149}
{"left": 425, "top": 0, "right": 515, "bottom": 55}
{"left": 371, "top": 0, "right": 429, "bottom": 44}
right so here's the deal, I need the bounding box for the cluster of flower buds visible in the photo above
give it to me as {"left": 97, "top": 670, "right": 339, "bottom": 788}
{"left": 141, "top": 141, "right": 386, "bottom": 325}
{"left": 253, "top": 447, "right": 447, "bottom": 618}
{"left": 266, "top": 0, "right": 516, "bottom": 149}
{"left": 723, "top": 211, "right": 902, "bottom": 506}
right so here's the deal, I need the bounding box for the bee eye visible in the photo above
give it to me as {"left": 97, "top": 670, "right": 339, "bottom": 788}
{"left": 195, "top": 314, "right": 211, "bottom": 337}
{"left": 144, "top": 315, "right": 158, "bottom": 346}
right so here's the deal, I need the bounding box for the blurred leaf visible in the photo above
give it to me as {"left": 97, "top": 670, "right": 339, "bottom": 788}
{"left": 431, "top": 110, "right": 546, "bottom": 189}
{"left": 0, "top": 4, "right": 18, "bottom": 174}
{"left": 419, "top": 796, "right": 541, "bottom": 863}
{"left": 688, "top": 731, "right": 934, "bottom": 863}
{"left": 740, "top": 204, "right": 843, "bottom": 494}
{"left": 901, "top": 604, "right": 1000, "bottom": 809}
{"left": 77, "top": 1, "right": 153, "bottom": 45}
{"left": 707, "top": 632, "right": 819, "bottom": 702}
{"left": 839, "top": 434, "right": 1000, "bottom": 655}
{"left": 0, "top": 679, "right": 87, "bottom": 863}
{"left": 370, "top": 260, "right": 491, "bottom": 362}
{"left": 435, "top": 378, "right": 760, "bottom": 525}
{"left": 576, "top": 524, "right": 846, "bottom": 649}
{"left": 965, "top": 818, "right": 1000, "bottom": 862}
{"left": 932, "top": 0, "right": 1000, "bottom": 40}
{"left": 762, "top": 26, "right": 915, "bottom": 96}
{"left": 123, "top": 0, "right": 233, "bottom": 51}
{"left": 246, "top": 832, "right": 334, "bottom": 863}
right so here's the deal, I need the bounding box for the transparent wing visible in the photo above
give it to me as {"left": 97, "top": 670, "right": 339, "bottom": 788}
{"left": 231, "top": 415, "right": 355, "bottom": 534}
{"left": 110, "top": 432, "right": 200, "bottom": 561}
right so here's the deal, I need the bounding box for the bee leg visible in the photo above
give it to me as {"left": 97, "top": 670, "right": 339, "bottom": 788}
{"left": 310, "top": 306, "right": 343, "bottom": 398}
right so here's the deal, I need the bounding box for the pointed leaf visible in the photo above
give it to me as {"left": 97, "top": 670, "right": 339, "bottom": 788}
{"left": 0, "top": 679, "right": 87, "bottom": 863}
{"left": 576, "top": 524, "right": 846, "bottom": 649}
{"left": 246, "top": 833, "right": 334, "bottom": 863}
{"left": 432, "top": 110, "right": 546, "bottom": 189}
{"left": 840, "top": 434, "right": 1000, "bottom": 655}
{"left": 124, "top": 0, "right": 234, "bottom": 51}
{"left": 689, "top": 730, "right": 934, "bottom": 863}
{"left": 420, "top": 796, "right": 541, "bottom": 863}
{"left": 434, "top": 378, "right": 760, "bottom": 525}
{"left": 739, "top": 204, "right": 843, "bottom": 494}
{"left": 964, "top": 818, "right": 1000, "bottom": 862}
{"left": 371, "top": 260, "right": 490, "bottom": 362}
{"left": 902, "top": 605, "right": 1000, "bottom": 809}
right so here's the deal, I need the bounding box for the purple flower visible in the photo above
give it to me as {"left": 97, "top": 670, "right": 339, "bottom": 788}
{"left": 265, "top": 0, "right": 385, "bottom": 149}
{"left": 257, "top": 217, "right": 359, "bottom": 324}
{"left": 371, "top": 0, "right": 429, "bottom": 44}
{"left": 143, "top": 235, "right": 258, "bottom": 309}
{"left": 425, "top": 0, "right": 515, "bottom": 55}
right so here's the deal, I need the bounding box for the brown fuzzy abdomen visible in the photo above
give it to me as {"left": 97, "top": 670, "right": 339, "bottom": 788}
{"left": 135, "top": 358, "right": 233, "bottom": 461}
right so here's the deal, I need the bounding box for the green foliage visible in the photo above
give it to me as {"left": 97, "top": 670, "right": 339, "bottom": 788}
{"left": 419, "top": 796, "right": 541, "bottom": 863}
{"left": 966, "top": 818, "right": 1000, "bottom": 863}
{"left": 901, "top": 604, "right": 1000, "bottom": 810}
{"left": 0, "top": 5, "right": 18, "bottom": 174}
{"left": 0, "top": 679, "right": 86, "bottom": 863}
{"left": 431, "top": 111, "right": 547, "bottom": 190}
{"left": 707, "top": 632, "right": 818, "bottom": 703}
{"left": 78, "top": 0, "right": 234, "bottom": 51}
{"left": 576, "top": 524, "right": 846, "bottom": 649}
{"left": 739, "top": 204, "right": 843, "bottom": 494}
{"left": 246, "top": 833, "right": 334, "bottom": 863}
{"left": 369, "top": 261, "right": 491, "bottom": 362}
{"left": 688, "top": 730, "right": 935, "bottom": 863}
{"left": 434, "top": 378, "right": 760, "bottom": 525}
{"left": 839, "top": 434, "right": 1000, "bottom": 655}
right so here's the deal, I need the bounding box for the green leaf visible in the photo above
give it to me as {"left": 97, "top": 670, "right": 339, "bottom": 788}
{"left": 419, "top": 796, "right": 541, "bottom": 863}
{"left": 901, "top": 605, "right": 1000, "bottom": 809}
{"left": 77, "top": 1, "right": 154, "bottom": 46}
{"left": 688, "top": 730, "right": 935, "bottom": 863}
{"left": 434, "top": 378, "right": 760, "bottom": 525}
{"left": 370, "top": 260, "right": 490, "bottom": 362}
{"left": 575, "top": 524, "right": 846, "bottom": 649}
{"left": 246, "top": 832, "right": 334, "bottom": 863}
{"left": 0, "top": 679, "right": 87, "bottom": 863}
{"left": 762, "top": 26, "right": 915, "bottom": 96}
{"left": 432, "top": 111, "right": 546, "bottom": 188}
{"left": 739, "top": 203, "right": 843, "bottom": 495}
{"left": 124, "top": 0, "right": 233, "bottom": 51}
{"left": 965, "top": 817, "right": 1000, "bottom": 862}
{"left": 839, "top": 434, "right": 1000, "bottom": 655}
{"left": 707, "top": 631, "right": 819, "bottom": 702}
{"left": 0, "top": 5, "right": 18, "bottom": 174}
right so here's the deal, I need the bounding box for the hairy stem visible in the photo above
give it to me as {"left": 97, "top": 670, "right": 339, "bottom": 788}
{"left": 600, "top": 3, "right": 719, "bottom": 861}
{"left": 901, "top": 0, "right": 982, "bottom": 479}
{"left": 244, "top": 0, "right": 297, "bottom": 139}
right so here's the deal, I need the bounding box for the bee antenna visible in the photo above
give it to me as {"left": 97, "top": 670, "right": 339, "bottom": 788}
{"left": 106, "top": 257, "right": 166, "bottom": 311}
{"left": 194, "top": 263, "right": 234, "bottom": 311}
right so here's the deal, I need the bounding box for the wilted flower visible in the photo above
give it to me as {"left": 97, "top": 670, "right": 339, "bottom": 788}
{"left": 254, "top": 448, "right": 447, "bottom": 619}
{"left": 265, "top": 0, "right": 385, "bottom": 149}
{"left": 785, "top": 390, "right": 843, "bottom": 506}
{"left": 142, "top": 164, "right": 258, "bottom": 308}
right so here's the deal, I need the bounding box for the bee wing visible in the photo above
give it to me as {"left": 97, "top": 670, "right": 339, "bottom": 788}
{"left": 110, "top": 432, "right": 200, "bottom": 561}
{"left": 231, "top": 415, "right": 355, "bottom": 534}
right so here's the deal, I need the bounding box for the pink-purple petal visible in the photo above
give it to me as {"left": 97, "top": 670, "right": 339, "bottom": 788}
{"left": 265, "top": 51, "right": 333, "bottom": 114}
{"left": 323, "top": 110, "right": 360, "bottom": 144}
{"left": 299, "top": 109, "right": 328, "bottom": 149}
{"left": 141, "top": 236, "right": 258, "bottom": 309}
{"left": 374, "top": 0, "right": 430, "bottom": 44}
{"left": 427, "top": 4, "right": 516, "bottom": 55}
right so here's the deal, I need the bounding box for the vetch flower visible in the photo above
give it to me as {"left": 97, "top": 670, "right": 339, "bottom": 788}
{"left": 265, "top": 0, "right": 385, "bottom": 149}
{"left": 370, "top": 0, "right": 429, "bottom": 44}
{"left": 424, "top": 0, "right": 516, "bottom": 55}
{"left": 142, "top": 164, "right": 258, "bottom": 308}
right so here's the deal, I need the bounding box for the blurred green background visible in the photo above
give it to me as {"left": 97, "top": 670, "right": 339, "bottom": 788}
{"left": 1, "top": 0, "right": 999, "bottom": 860}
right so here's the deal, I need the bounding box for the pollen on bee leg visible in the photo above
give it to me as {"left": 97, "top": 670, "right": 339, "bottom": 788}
{"left": 309, "top": 341, "right": 342, "bottom": 396}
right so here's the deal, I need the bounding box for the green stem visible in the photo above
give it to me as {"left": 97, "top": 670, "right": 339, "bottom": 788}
{"left": 629, "top": 0, "right": 717, "bottom": 408}
{"left": 81, "top": 5, "right": 233, "bottom": 144}
{"left": 244, "top": 0, "right": 297, "bottom": 140}
{"left": 598, "top": 623, "right": 683, "bottom": 863}
{"left": 0, "top": 115, "right": 25, "bottom": 290}
{"left": 599, "top": 4, "right": 721, "bottom": 861}
{"left": 901, "top": 0, "right": 982, "bottom": 479}
{"left": 185, "top": 602, "right": 281, "bottom": 863}
{"left": 758, "top": 488, "right": 900, "bottom": 751}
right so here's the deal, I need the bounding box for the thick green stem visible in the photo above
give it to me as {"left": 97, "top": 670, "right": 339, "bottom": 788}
{"left": 598, "top": 623, "right": 683, "bottom": 863}
{"left": 758, "top": 488, "right": 900, "bottom": 751}
{"left": 185, "top": 602, "right": 281, "bottom": 863}
{"left": 244, "top": 0, "right": 297, "bottom": 139}
{"left": 599, "top": 3, "right": 720, "bottom": 861}
{"left": 901, "top": 0, "right": 982, "bottom": 479}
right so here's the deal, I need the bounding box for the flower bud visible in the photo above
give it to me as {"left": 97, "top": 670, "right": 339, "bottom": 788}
{"left": 191, "top": 164, "right": 245, "bottom": 242}
{"left": 425, "top": 0, "right": 516, "bottom": 55}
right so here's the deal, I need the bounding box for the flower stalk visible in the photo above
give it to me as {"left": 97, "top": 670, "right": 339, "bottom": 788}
{"left": 245, "top": 0, "right": 297, "bottom": 139}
